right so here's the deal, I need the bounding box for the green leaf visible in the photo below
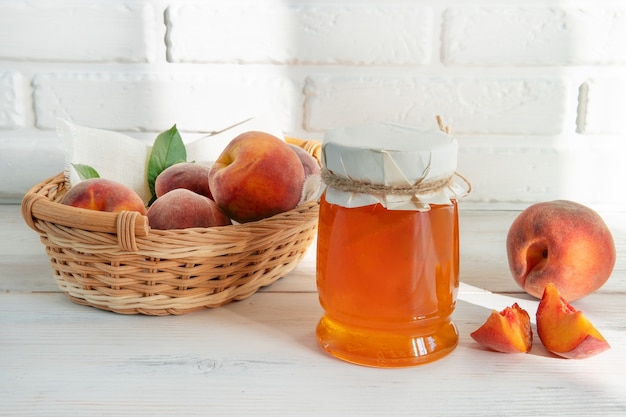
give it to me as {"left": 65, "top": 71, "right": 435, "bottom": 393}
{"left": 72, "top": 163, "right": 100, "bottom": 180}
{"left": 147, "top": 124, "right": 187, "bottom": 205}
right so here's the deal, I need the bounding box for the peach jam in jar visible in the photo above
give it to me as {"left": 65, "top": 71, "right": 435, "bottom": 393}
{"left": 316, "top": 122, "right": 470, "bottom": 367}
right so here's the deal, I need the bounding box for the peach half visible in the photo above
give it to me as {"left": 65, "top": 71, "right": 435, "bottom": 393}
{"left": 536, "top": 283, "right": 610, "bottom": 359}
{"left": 471, "top": 303, "right": 533, "bottom": 353}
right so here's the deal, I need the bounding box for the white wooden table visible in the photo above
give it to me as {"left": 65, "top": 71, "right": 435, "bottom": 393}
{"left": 2, "top": 204, "right": 625, "bottom": 416}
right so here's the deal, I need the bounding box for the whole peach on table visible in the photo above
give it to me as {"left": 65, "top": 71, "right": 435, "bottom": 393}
{"left": 155, "top": 162, "right": 213, "bottom": 199}
{"left": 147, "top": 188, "right": 231, "bottom": 230}
{"left": 536, "top": 283, "right": 610, "bottom": 359}
{"left": 506, "top": 200, "right": 615, "bottom": 301}
{"left": 60, "top": 178, "right": 147, "bottom": 215}
{"left": 209, "top": 131, "right": 305, "bottom": 223}
{"left": 470, "top": 303, "right": 533, "bottom": 354}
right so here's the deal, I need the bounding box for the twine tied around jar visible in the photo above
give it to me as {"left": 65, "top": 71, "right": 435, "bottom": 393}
{"left": 320, "top": 168, "right": 471, "bottom": 196}
{"left": 321, "top": 116, "right": 472, "bottom": 197}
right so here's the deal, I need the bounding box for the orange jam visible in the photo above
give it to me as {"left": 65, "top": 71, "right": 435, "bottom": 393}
{"left": 316, "top": 192, "right": 460, "bottom": 367}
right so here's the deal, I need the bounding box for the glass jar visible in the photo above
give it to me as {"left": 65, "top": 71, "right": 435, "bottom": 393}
{"left": 315, "top": 122, "right": 470, "bottom": 367}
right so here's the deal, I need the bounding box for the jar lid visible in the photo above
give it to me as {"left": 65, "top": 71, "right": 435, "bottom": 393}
{"left": 321, "top": 122, "right": 470, "bottom": 211}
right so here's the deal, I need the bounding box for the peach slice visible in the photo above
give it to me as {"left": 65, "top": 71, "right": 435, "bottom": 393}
{"left": 471, "top": 303, "right": 533, "bottom": 353}
{"left": 536, "top": 283, "right": 610, "bottom": 359}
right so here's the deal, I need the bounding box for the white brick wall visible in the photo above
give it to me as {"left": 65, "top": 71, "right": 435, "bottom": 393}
{"left": 0, "top": 1, "right": 159, "bottom": 62}
{"left": 442, "top": 7, "right": 626, "bottom": 66}
{"left": 165, "top": 4, "right": 433, "bottom": 65}
{"left": 1, "top": 0, "right": 625, "bottom": 210}
{"left": 32, "top": 71, "right": 300, "bottom": 131}
{"left": 0, "top": 72, "right": 25, "bottom": 128}
{"left": 303, "top": 75, "right": 568, "bottom": 134}
{"left": 577, "top": 78, "right": 626, "bottom": 135}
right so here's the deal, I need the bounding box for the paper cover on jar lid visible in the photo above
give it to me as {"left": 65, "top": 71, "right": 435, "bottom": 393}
{"left": 321, "top": 122, "right": 470, "bottom": 211}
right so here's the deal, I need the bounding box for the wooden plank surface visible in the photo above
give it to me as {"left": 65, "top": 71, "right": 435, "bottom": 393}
{"left": 2, "top": 205, "right": 625, "bottom": 416}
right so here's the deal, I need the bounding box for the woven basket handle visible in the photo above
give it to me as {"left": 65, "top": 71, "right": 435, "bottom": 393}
{"left": 21, "top": 187, "right": 149, "bottom": 250}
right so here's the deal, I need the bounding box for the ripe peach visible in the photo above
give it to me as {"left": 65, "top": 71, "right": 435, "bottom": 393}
{"left": 470, "top": 303, "right": 533, "bottom": 353}
{"left": 61, "top": 178, "right": 147, "bottom": 215}
{"left": 506, "top": 200, "right": 615, "bottom": 301}
{"left": 147, "top": 188, "right": 231, "bottom": 230}
{"left": 155, "top": 162, "right": 213, "bottom": 199}
{"left": 288, "top": 143, "right": 320, "bottom": 178}
{"left": 209, "top": 131, "right": 305, "bottom": 223}
{"left": 536, "top": 283, "right": 610, "bottom": 359}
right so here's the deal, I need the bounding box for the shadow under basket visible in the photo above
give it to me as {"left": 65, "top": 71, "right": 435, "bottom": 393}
{"left": 20, "top": 138, "right": 321, "bottom": 316}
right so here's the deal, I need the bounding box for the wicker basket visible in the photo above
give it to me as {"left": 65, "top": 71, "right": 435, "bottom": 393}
{"left": 21, "top": 138, "right": 321, "bottom": 316}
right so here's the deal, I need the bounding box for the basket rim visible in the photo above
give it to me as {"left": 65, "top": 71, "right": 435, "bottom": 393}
{"left": 22, "top": 171, "right": 320, "bottom": 252}
{"left": 22, "top": 136, "right": 322, "bottom": 245}
{"left": 23, "top": 171, "right": 319, "bottom": 228}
